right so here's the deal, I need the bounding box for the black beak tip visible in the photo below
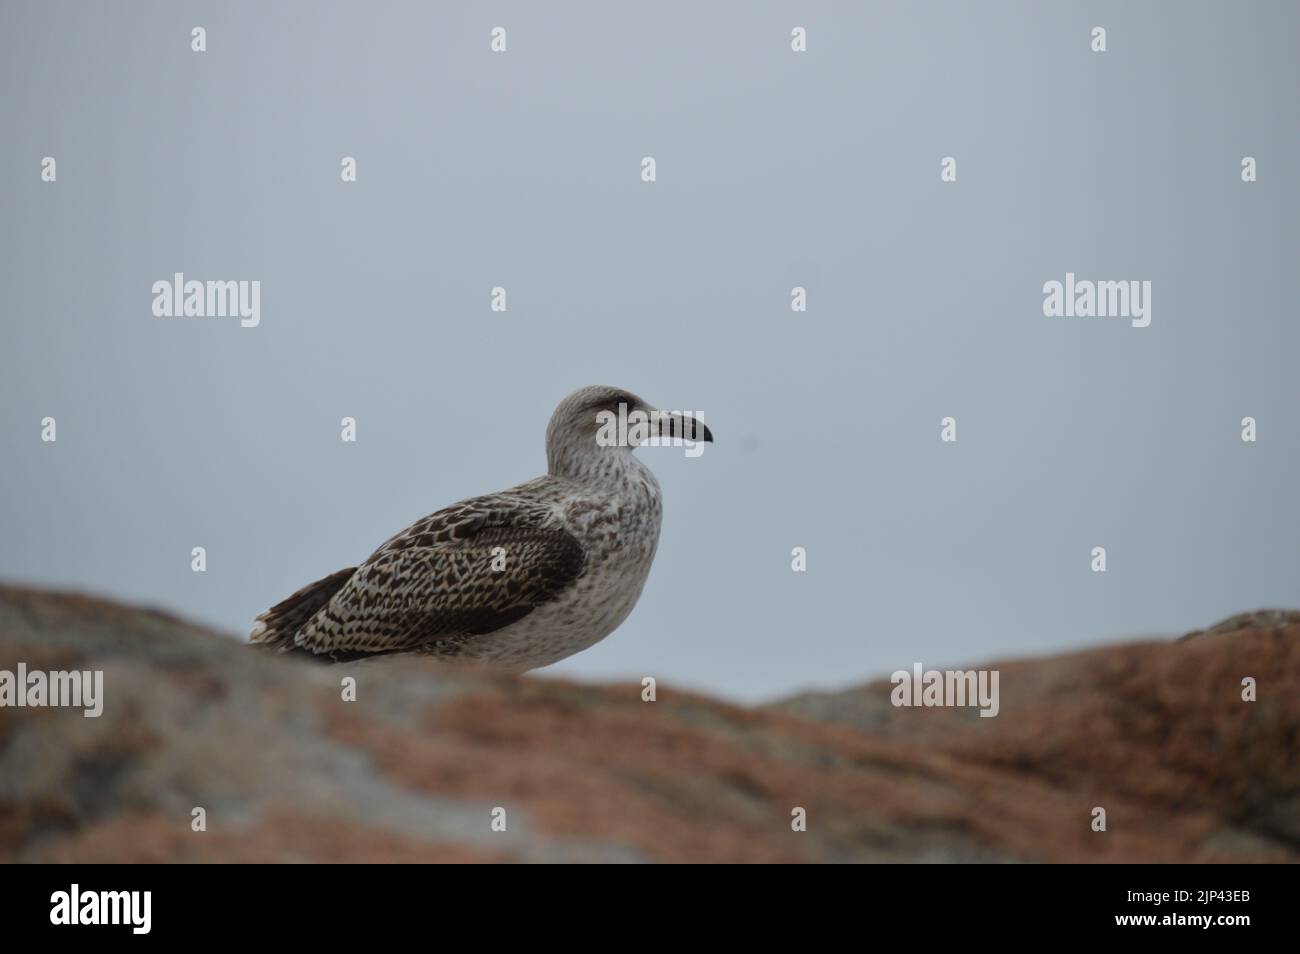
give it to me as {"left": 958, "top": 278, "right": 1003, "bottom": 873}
{"left": 700, "top": 423, "right": 714, "bottom": 443}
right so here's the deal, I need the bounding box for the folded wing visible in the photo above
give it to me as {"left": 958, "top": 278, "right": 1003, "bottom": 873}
{"left": 294, "top": 500, "right": 585, "bottom": 658}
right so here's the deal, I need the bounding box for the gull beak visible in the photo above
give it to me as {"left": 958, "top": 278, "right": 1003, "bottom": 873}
{"left": 659, "top": 412, "right": 713, "bottom": 444}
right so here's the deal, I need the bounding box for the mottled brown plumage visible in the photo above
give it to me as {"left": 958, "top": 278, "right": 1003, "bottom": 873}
{"left": 250, "top": 386, "right": 712, "bottom": 669}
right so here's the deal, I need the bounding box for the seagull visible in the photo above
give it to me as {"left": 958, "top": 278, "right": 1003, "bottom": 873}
{"left": 250, "top": 385, "right": 712, "bottom": 670}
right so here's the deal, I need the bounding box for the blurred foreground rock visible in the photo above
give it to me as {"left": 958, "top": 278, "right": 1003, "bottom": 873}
{"left": 0, "top": 586, "right": 1296, "bottom": 862}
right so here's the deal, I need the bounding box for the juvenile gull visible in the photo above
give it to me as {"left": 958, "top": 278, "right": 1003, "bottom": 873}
{"left": 250, "top": 385, "right": 712, "bottom": 670}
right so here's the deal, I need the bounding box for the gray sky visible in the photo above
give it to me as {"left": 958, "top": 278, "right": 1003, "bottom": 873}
{"left": 2, "top": 2, "right": 1297, "bottom": 702}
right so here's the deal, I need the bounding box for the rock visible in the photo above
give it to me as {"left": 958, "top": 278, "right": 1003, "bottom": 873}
{"left": 0, "top": 584, "right": 1296, "bottom": 862}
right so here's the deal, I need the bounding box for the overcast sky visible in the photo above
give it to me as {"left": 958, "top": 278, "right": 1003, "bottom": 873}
{"left": 2, "top": 2, "right": 1297, "bottom": 702}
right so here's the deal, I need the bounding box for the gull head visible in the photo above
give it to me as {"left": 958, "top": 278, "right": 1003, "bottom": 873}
{"left": 546, "top": 385, "right": 713, "bottom": 476}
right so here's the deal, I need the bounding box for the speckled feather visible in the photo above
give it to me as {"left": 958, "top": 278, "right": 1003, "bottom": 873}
{"left": 250, "top": 386, "right": 708, "bottom": 670}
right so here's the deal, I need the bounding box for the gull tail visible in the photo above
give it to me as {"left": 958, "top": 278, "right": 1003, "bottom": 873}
{"left": 249, "top": 567, "right": 355, "bottom": 652}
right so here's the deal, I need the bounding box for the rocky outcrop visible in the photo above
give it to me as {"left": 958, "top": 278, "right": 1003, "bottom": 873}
{"left": 0, "top": 585, "right": 1295, "bottom": 862}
